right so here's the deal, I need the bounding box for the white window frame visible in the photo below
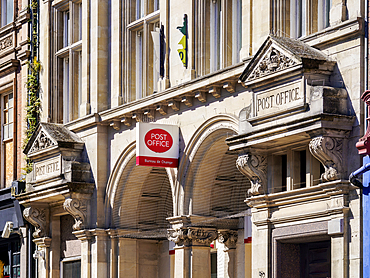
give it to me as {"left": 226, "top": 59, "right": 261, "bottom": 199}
{"left": 60, "top": 256, "right": 81, "bottom": 278}
{"left": 125, "top": 0, "right": 160, "bottom": 102}
{"left": 55, "top": 0, "right": 82, "bottom": 123}
{"left": 1, "top": 0, "right": 13, "bottom": 27}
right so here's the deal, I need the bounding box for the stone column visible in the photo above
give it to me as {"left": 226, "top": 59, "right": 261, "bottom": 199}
{"left": 218, "top": 230, "right": 238, "bottom": 278}
{"left": 33, "top": 237, "right": 52, "bottom": 278}
{"left": 118, "top": 238, "right": 138, "bottom": 277}
{"left": 168, "top": 227, "right": 218, "bottom": 278}
{"left": 74, "top": 230, "right": 92, "bottom": 278}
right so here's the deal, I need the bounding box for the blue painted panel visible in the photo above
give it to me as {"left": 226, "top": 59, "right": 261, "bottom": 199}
{"left": 364, "top": 155, "right": 370, "bottom": 277}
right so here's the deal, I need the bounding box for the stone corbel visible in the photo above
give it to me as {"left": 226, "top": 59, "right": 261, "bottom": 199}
{"left": 309, "top": 136, "right": 344, "bottom": 182}
{"left": 236, "top": 153, "right": 267, "bottom": 196}
{"left": 63, "top": 198, "right": 88, "bottom": 230}
{"left": 23, "top": 206, "right": 48, "bottom": 238}
{"left": 218, "top": 230, "right": 238, "bottom": 250}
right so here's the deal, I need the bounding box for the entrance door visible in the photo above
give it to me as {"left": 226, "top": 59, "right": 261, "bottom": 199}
{"left": 300, "top": 240, "right": 331, "bottom": 278}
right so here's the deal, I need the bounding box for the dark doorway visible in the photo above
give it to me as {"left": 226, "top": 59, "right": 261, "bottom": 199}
{"left": 300, "top": 240, "right": 331, "bottom": 278}
{"left": 277, "top": 239, "right": 331, "bottom": 278}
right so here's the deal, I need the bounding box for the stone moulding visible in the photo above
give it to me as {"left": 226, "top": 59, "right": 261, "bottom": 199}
{"left": 236, "top": 153, "right": 267, "bottom": 196}
{"left": 23, "top": 207, "right": 47, "bottom": 238}
{"left": 309, "top": 136, "right": 344, "bottom": 182}
{"left": 63, "top": 198, "right": 88, "bottom": 230}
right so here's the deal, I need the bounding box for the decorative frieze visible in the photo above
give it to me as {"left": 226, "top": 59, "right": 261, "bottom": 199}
{"left": 309, "top": 136, "right": 343, "bottom": 182}
{"left": 63, "top": 198, "right": 88, "bottom": 230}
{"left": 23, "top": 207, "right": 48, "bottom": 238}
{"left": 236, "top": 153, "right": 267, "bottom": 195}
{"left": 0, "top": 35, "right": 13, "bottom": 52}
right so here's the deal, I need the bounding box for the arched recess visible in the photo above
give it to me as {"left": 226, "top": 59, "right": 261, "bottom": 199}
{"left": 176, "top": 114, "right": 250, "bottom": 219}
{"left": 105, "top": 142, "right": 174, "bottom": 233}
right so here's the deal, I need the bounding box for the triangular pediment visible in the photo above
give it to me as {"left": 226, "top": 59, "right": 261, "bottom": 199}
{"left": 24, "top": 123, "right": 84, "bottom": 158}
{"left": 239, "top": 35, "right": 333, "bottom": 86}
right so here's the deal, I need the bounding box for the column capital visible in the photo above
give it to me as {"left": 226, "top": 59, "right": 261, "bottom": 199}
{"left": 73, "top": 229, "right": 92, "bottom": 242}
{"left": 236, "top": 153, "right": 267, "bottom": 195}
{"left": 33, "top": 237, "right": 52, "bottom": 248}
{"left": 168, "top": 227, "right": 218, "bottom": 247}
{"left": 218, "top": 229, "right": 238, "bottom": 250}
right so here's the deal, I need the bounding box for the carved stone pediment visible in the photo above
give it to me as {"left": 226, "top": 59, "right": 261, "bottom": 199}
{"left": 24, "top": 123, "right": 84, "bottom": 159}
{"left": 239, "top": 35, "right": 334, "bottom": 87}
{"left": 17, "top": 123, "right": 94, "bottom": 218}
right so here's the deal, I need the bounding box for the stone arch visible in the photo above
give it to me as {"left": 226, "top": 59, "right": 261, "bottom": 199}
{"left": 176, "top": 114, "right": 249, "bottom": 218}
{"left": 105, "top": 141, "right": 174, "bottom": 232}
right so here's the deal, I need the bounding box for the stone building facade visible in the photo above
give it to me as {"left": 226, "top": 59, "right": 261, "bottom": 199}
{"left": 0, "top": 0, "right": 34, "bottom": 276}
{"left": 15, "top": 0, "right": 367, "bottom": 277}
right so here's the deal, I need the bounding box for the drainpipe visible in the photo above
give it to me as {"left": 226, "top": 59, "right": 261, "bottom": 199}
{"left": 352, "top": 90, "right": 370, "bottom": 277}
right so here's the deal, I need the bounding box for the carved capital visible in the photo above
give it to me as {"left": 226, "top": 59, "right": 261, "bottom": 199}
{"left": 309, "top": 136, "right": 344, "bottom": 182}
{"left": 168, "top": 227, "right": 218, "bottom": 247}
{"left": 63, "top": 198, "right": 88, "bottom": 230}
{"left": 218, "top": 230, "right": 238, "bottom": 250}
{"left": 236, "top": 153, "right": 267, "bottom": 195}
{"left": 23, "top": 207, "right": 48, "bottom": 238}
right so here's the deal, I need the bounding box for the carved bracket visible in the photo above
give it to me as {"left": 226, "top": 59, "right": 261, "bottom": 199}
{"left": 218, "top": 230, "right": 238, "bottom": 250}
{"left": 23, "top": 207, "right": 48, "bottom": 238}
{"left": 63, "top": 198, "right": 88, "bottom": 230}
{"left": 168, "top": 227, "right": 218, "bottom": 247}
{"left": 309, "top": 136, "right": 344, "bottom": 182}
{"left": 236, "top": 153, "right": 267, "bottom": 195}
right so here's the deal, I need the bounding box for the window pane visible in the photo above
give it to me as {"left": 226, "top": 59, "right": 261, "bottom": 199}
{"left": 6, "top": 0, "right": 13, "bottom": 24}
{"left": 63, "top": 261, "right": 81, "bottom": 278}
{"left": 64, "top": 11, "right": 70, "bottom": 47}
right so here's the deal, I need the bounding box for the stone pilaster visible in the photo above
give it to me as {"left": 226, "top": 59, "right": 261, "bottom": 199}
{"left": 236, "top": 153, "right": 267, "bottom": 195}
{"left": 218, "top": 230, "right": 238, "bottom": 278}
{"left": 33, "top": 237, "right": 52, "bottom": 278}
{"left": 74, "top": 230, "right": 92, "bottom": 278}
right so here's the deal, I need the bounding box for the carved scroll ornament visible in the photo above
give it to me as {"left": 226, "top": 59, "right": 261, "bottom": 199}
{"left": 309, "top": 136, "right": 343, "bottom": 182}
{"left": 236, "top": 153, "right": 267, "bottom": 195}
{"left": 63, "top": 198, "right": 88, "bottom": 230}
{"left": 248, "top": 48, "right": 297, "bottom": 81}
{"left": 23, "top": 207, "right": 47, "bottom": 238}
